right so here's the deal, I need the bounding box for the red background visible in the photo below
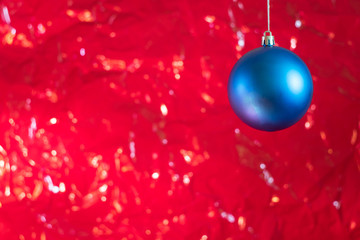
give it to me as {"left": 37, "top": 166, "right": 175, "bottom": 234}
{"left": 0, "top": 0, "right": 359, "bottom": 239}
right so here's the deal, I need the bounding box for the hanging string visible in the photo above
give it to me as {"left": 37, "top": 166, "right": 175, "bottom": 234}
{"left": 261, "top": 0, "right": 275, "bottom": 46}
{"left": 267, "top": 0, "right": 270, "bottom": 32}
{"left": 262, "top": 0, "right": 274, "bottom": 45}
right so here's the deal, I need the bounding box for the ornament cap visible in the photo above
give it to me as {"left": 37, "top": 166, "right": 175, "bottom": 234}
{"left": 262, "top": 31, "right": 275, "bottom": 46}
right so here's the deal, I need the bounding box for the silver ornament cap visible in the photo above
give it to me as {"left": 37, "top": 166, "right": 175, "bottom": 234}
{"left": 262, "top": 31, "right": 275, "bottom": 46}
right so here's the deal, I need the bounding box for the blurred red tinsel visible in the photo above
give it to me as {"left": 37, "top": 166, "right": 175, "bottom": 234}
{"left": 0, "top": 0, "right": 360, "bottom": 239}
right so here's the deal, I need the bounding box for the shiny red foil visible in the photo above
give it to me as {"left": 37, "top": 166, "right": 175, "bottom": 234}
{"left": 0, "top": 0, "right": 359, "bottom": 239}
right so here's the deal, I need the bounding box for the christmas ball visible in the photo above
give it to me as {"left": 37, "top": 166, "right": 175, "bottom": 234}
{"left": 228, "top": 46, "right": 313, "bottom": 131}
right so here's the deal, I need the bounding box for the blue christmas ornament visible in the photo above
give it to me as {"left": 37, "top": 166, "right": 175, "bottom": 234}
{"left": 228, "top": 31, "right": 313, "bottom": 131}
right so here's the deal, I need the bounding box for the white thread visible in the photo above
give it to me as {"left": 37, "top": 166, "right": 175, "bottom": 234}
{"left": 267, "top": 0, "right": 270, "bottom": 32}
